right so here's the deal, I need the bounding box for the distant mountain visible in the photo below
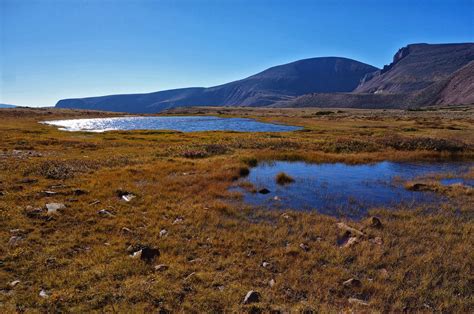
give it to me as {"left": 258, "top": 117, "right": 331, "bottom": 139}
{"left": 0, "top": 103, "right": 17, "bottom": 108}
{"left": 56, "top": 43, "right": 474, "bottom": 112}
{"left": 56, "top": 57, "right": 378, "bottom": 113}
{"left": 279, "top": 43, "right": 474, "bottom": 109}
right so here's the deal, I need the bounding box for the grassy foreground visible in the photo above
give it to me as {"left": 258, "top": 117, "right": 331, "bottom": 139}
{"left": 0, "top": 106, "right": 473, "bottom": 312}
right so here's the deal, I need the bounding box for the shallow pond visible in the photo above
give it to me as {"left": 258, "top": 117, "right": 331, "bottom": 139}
{"left": 42, "top": 116, "right": 301, "bottom": 132}
{"left": 238, "top": 161, "right": 473, "bottom": 219}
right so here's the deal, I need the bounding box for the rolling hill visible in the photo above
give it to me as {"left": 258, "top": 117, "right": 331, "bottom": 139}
{"left": 55, "top": 57, "right": 378, "bottom": 113}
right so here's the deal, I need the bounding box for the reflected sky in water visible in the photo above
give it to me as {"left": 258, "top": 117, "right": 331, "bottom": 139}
{"left": 239, "top": 161, "right": 473, "bottom": 219}
{"left": 42, "top": 116, "right": 301, "bottom": 132}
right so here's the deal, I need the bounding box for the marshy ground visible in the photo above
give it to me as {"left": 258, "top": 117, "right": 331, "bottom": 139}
{"left": 0, "top": 106, "right": 473, "bottom": 312}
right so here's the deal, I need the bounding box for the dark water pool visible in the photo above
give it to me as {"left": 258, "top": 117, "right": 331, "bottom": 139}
{"left": 238, "top": 161, "right": 473, "bottom": 219}
{"left": 42, "top": 116, "right": 301, "bottom": 132}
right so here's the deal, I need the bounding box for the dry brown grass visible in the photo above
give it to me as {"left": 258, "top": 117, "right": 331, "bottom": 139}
{"left": 0, "top": 106, "right": 473, "bottom": 312}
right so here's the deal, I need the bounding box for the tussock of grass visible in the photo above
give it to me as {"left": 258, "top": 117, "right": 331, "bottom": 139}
{"left": 275, "top": 172, "right": 295, "bottom": 185}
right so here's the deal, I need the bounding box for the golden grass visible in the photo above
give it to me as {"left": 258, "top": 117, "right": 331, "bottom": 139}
{"left": 0, "top": 106, "right": 473, "bottom": 312}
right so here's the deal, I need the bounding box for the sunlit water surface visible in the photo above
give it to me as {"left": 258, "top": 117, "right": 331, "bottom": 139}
{"left": 42, "top": 116, "right": 301, "bottom": 132}
{"left": 237, "top": 161, "right": 473, "bottom": 219}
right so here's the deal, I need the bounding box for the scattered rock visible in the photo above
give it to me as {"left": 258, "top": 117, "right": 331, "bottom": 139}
{"left": 116, "top": 189, "right": 136, "bottom": 202}
{"left": 98, "top": 209, "right": 114, "bottom": 217}
{"left": 336, "top": 222, "right": 364, "bottom": 236}
{"left": 121, "top": 227, "right": 133, "bottom": 234}
{"left": 299, "top": 243, "right": 310, "bottom": 252}
{"left": 343, "top": 237, "right": 358, "bottom": 248}
{"left": 10, "top": 229, "right": 26, "bottom": 235}
{"left": 368, "top": 216, "right": 383, "bottom": 228}
{"left": 42, "top": 190, "right": 58, "bottom": 197}
{"left": 39, "top": 289, "right": 49, "bottom": 298}
{"left": 258, "top": 188, "right": 270, "bottom": 194}
{"left": 379, "top": 268, "right": 390, "bottom": 279}
{"left": 348, "top": 297, "right": 369, "bottom": 306}
{"left": 262, "top": 261, "right": 271, "bottom": 268}
{"left": 154, "top": 264, "right": 169, "bottom": 271}
{"left": 273, "top": 196, "right": 281, "bottom": 201}
{"left": 343, "top": 278, "right": 362, "bottom": 288}
{"left": 269, "top": 279, "right": 276, "bottom": 287}
{"left": 122, "top": 194, "right": 135, "bottom": 202}
{"left": 172, "top": 217, "right": 184, "bottom": 224}
{"left": 9, "top": 280, "right": 20, "bottom": 288}
{"left": 243, "top": 290, "right": 261, "bottom": 304}
{"left": 370, "top": 236, "right": 383, "bottom": 245}
{"left": 126, "top": 244, "right": 142, "bottom": 253}
{"left": 281, "top": 213, "right": 291, "bottom": 219}
{"left": 159, "top": 229, "right": 168, "bottom": 237}
{"left": 73, "top": 188, "right": 88, "bottom": 196}
{"left": 8, "top": 236, "right": 23, "bottom": 247}
{"left": 45, "top": 203, "right": 65, "bottom": 215}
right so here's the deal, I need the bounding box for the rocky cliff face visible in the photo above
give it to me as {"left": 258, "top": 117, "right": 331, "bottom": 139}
{"left": 354, "top": 43, "right": 474, "bottom": 95}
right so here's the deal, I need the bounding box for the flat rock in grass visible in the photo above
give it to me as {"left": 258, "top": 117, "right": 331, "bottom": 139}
{"left": 122, "top": 194, "right": 135, "bottom": 202}
{"left": 39, "top": 289, "right": 49, "bottom": 298}
{"left": 98, "top": 209, "right": 114, "bottom": 217}
{"left": 343, "top": 278, "right": 362, "bottom": 288}
{"left": 299, "top": 243, "right": 310, "bottom": 252}
{"left": 8, "top": 236, "right": 23, "bottom": 247}
{"left": 369, "top": 236, "right": 383, "bottom": 245}
{"left": 45, "top": 203, "right": 65, "bottom": 214}
{"left": 154, "top": 264, "right": 169, "bottom": 271}
{"left": 116, "top": 189, "right": 136, "bottom": 202}
{"left": 9, "top": 280, "right": 20, "bottom": 288}
{"left": 342, "top": 236, "right": 359, "bottom": 248}
{"left": 243, "top": 290, "right": 261, "bottom": 304}
{"left": 336, "top": 222, "right": 364, "bottom": 236}
{"left": 42, "top": 190, "right": 58, "bottom": 197}
{"left": 269, "top": 279, "right": 276, "bottom": 287}
{"left": 121, "top": 227, "right": 133, "bottom": 234}
{"left": 159, "top": 229, "right": 168, "bottom": 237}
{"left": 348, "top": 297, "right": 369, "bottom": 306}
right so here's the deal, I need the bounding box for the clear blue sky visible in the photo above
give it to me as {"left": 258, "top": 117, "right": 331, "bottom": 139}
{"left": 1, "top": 0, "right": 473, "bottom": 107}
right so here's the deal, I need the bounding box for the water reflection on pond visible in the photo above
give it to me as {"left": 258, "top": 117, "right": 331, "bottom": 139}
{"left": 237, "top": 161, "right": 473, "bottom": 219}
{"left": 42, "top": 116, "right": 301, "bottom": 132}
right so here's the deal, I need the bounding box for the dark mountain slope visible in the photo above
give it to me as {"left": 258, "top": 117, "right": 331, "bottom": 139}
{"left": 431, "top": 61, "right": 474, "bottom": 105}
{"left": 56, "top": 57, "right": 378, "bottom": 113}
{"left": 355, "top": 43, "right": 474, "bottom": 94}
{"left": 279, "top": 43, "right": 474, "bottom": 109}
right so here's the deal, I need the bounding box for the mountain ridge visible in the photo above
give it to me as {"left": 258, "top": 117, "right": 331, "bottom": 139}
{"left": 55, "top": 43, "right": 474, "bottom": 112}
{"left": 56, "top": 57, "right": 378, "bottom": 113}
